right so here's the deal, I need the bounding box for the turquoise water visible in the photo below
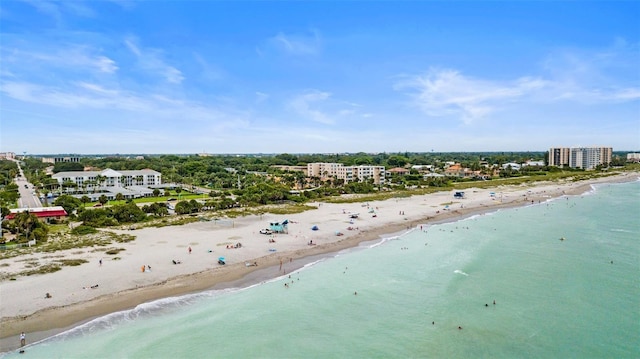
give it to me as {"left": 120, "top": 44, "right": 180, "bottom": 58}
{"left": 5, "top": 181, "right": 640, "bottom": 358}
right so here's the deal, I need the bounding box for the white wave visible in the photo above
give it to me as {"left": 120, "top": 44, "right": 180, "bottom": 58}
{"left": 454, "top": 270, "right": 469, "bottom": 276}
{"left": 29, "top": 286, "right": 245, "bottom": 347}
{"left": 610, "top": 228, "right": 632, "bottom": 233}
{"left": 368, "top": 236, "right": 400, "bottom": 249}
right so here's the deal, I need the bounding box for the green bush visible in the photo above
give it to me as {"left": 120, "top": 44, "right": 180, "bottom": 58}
{"left": 71, "top": 225, "right": 98, "bottom": 235}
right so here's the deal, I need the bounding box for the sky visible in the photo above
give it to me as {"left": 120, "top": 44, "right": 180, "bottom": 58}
{"left": 0, "top": 1, "right": 639, "bottom": 155}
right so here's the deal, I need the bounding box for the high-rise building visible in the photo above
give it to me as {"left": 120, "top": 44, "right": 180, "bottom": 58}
{"left": 548, "top": 147, "right": 570, "bottom": 167}
{"left": 549, "top": 147, "right": 612, "bottom": 170}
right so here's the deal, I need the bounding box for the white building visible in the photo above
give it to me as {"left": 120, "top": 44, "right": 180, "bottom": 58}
{"left": 627, "top": 153, "right": 640, "bottom": 162}
{"left": 501, "top": 162, "right": 521, "bottom": 171}
{"left": 307, "top": 163, "right": 386, "bottom": 185}
{"left": 52, "top": 168, "right": 162, "bottom": 189}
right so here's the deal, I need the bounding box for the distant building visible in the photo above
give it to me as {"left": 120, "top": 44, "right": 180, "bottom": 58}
{"left": 307, "top": 163, "right": 386, "bottom": 185}
{"left": 549, "top": 147, "right": 612, "bottom": 170}
{"left": 42, "top": 156, "right": 80, "bottom": 164}
{"left": 444, "top": 163, "right": 481, "bottom": 178}
{"left": 387, "top": 167, "right": 410, "bottom": 176}
{"left": 501, "top": 162, "right": 521, "bottom": 171}
{"left": 0, "top": 152, "right": 16, "bottom": 160}
{"left": 523, "top": 160, "right": 545, "bottom": 167}
{"left": 627, "top": 153, "right": 640, "bottom": 162}
{"left": 271, "top": 165, "right": 308, "bottom": 175}
{"left": 411, "top": 165, "right": 433, "bottom": 172}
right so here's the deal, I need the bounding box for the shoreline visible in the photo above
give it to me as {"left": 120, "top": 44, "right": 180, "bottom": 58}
{"left": 1, "top": 173, "right": 637, "bottom": 351}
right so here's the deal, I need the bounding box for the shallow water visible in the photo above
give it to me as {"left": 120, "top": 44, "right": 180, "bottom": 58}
{"left": 5, "top": 180, "right": 639, "bottom": 358}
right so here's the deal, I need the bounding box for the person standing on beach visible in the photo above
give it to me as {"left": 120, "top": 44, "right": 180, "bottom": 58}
{"left": 99, "top": 258, "right": 102, "bottom": 267}
{"left": 20, "top": 332, "right": 25, "bottom": 347}
{"left": 188, "top": 246, "right": 192, "bottom": 254}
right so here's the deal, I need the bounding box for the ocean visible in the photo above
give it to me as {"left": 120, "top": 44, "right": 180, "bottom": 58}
{"left": 4, "top": 180, "right": 639, "bottom": 358}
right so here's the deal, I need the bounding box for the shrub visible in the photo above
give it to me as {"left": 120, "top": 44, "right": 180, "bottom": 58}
{"left": 71, "top": 225, "right": 98, "bottom": 235}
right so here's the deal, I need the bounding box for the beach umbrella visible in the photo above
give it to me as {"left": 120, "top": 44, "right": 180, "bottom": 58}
{"left": 311, "top": 225, "right": 319, "bottom": 231}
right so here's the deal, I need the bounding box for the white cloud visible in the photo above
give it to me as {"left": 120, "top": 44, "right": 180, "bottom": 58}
{"left": 395, "top": 68, "right": 547, "bottom": 124}
{"left": 0, "top": 80, "right": 246, "bottom": 125}
{"left": 124, "top": 37, "right": 184, "bottom": 84}
{"left": 289, "top": 90, "right": 333, "bottom": 124}
{"left": 193, "top": 53, "right": 224, "bottom": 81}
{"left": 1, "top": 47, "right": 118, "bottom": 74}
{"left": 255, "top": 92, "right": 269, "bottom": 103}
{"left": 396, "top": 60, "right": 640, "bottom": 124}
{"left": 287, "top": 90, "right": 368, "bottom": 125}
{"left": 268, "top": 30, "right": 321, "bottom": 55}
{"left": 21, "top": 0, "right": 95, "bottom": 24}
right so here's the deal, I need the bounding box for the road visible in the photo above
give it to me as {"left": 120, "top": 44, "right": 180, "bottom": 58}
{"left": 14, "top": 160, "right": 43, "bottom": 209}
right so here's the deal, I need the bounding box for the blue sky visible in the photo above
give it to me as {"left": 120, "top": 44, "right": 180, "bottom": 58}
{"left": 1, "top": 1, "right": 639, "bottom": 155}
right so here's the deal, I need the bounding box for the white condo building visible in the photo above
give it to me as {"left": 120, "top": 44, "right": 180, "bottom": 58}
{"left": 52, "top": 168, "right": 162, "bottom": 188}
{"left": 51, "top": 168, "right": 162, "bottom": 203}
{"left": 307, "top": 163, "right": 386, "bottom": 185}
{"left": 549, "top": 147, "right": 612, "bottom": 170}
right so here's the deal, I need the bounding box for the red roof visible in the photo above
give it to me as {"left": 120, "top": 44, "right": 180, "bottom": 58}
{"left": 5, "top": 208, "right": 68, "bottom": 220}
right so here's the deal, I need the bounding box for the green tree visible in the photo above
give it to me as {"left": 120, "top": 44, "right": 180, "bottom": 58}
{"left": 153, "top": 188, "right": 160, "bottom": 197}
{"left": 0, "top": 183, "right": 20, "bottom": 205}
{"left": 52, "top": 162, "right": 83, "bottom": 173}
{"left": 111, "top": 203, "right": 147, "bottom": 223}
{"left": 80, "top": 196, "right": 91, "bottom": 207}
{"left": 387, "top": 155, "right": 409, "bottom": 167}
{"left": 99, "top": 195, "right": 108, "bottom": 206}
{"left": 12, "top": 211, "right": 48, "bottom": 243}
{"left": 53, "top": 195, "right": 83, "bottom": 215}
{"left": 115, "top": 193, "right": 125, "bottom": 202}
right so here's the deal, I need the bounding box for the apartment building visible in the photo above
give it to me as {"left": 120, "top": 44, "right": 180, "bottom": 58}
{"left": 52, "top": 168, "right": 162, "bottom": 188}
{"left": 0, "top": 152, "right": 16, "bottom": 160}
{"left": 627, "top": 153, "right": 640, "bottom": 162}
{"left": 549, "top": 147, "right": 612, "bottom": 170}
{"left": 42, "top": 156, "right": 81, "bottom": 164}
{"left": 307, "top": 163, "right": 386, "bottom": 185}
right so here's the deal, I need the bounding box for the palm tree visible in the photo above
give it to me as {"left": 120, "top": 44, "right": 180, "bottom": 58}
{"left": 80, "top": 196, "right": 90, "bottom": 207}
{"left": 95, "top": 175, "right": 106, "bottom": 188}
{"left": 115, "top": 193, "right": 125, "bottom": 202}
{"left": 98, "top": 195, "right": 108, "bottom": 206}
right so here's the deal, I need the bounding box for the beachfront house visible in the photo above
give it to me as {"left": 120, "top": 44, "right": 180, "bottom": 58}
{"left": 5, "top": 206, "right": 68, "bottom": 223}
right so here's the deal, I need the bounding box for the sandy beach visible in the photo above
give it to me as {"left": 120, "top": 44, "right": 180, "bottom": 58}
{"left": 1, "top": 172, "right": 637, "bottom": 351}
